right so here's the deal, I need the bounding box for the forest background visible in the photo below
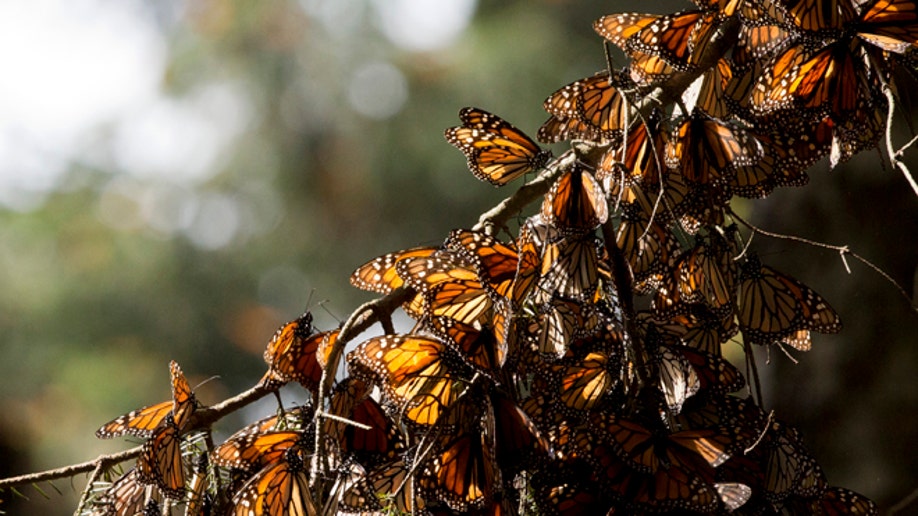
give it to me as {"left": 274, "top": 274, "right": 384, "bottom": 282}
{"left": 0, "top": 0, "right": 916, "bottom": 513}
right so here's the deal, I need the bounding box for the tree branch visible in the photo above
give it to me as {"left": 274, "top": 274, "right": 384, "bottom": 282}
{"left": 0, "top": 446, "right": 141, "bottom": 492}
{"left": 881, "top": 76, "right": 918, "bottom": 197}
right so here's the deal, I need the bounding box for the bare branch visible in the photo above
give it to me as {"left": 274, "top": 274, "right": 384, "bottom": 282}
{"left": 890, "top": 485, "right": 918, "bottom": 515}
{"left": 882, "top": 80, "right": 918, "bottom": 197}
{"left": 895, "top": 133, "right": 918, "bottom": 159}
{"left": 0, "top": 446, "right": 140, "bottom": 492}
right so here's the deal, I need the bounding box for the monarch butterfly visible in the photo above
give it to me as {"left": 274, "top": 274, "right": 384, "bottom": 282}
{"left": 445, "top": 107, "right": 552, "bottom": 186}
{"left": 597, "top": 117, "right": 669, "bottom": 194}
{"left": 96, "top": 468, "right": 156, "bottom": 516}
{"left": 690, "top": 58, "right": 736, "bottom": 120}
{"left": 325, "top": 378, "right": 402, "bottom": 464}
{"left": 537, "top": 113, "right": 602, "bottom": 144}
{"left": 666, "top": 112, "right": 763, "bottom": 186}
{"left": 571, "top": 420, "right": 720, "bottom": 512}
{"left": 733, "top": 116, "right": 831, "bottom": 197}
{"left": 595, "top": 10, "right": 721, "bottom": 72}
{"left": 349, "top": 245, "right": 440, "bottom": 295}
{"left": 733, "top": 21, "right": 794, "bottom": 69}
{"left": 540, "top": 72, "right": 629, "bottom": 142}
{"left": 446, "top": 229, "right": 518, "bottom": 299}
{"left": 212, "top": 431, "right": 302, "bottom": 474}
{"left": 185, "top": 453, "right": 211, "bottom": 516}
{"left": 430, "top": 316, "right": 507, "bottom": 374}
{"left": 665, "top": 345, "right": 744, "bottom": 397}
{"left": 490, "top": 390, "right": 551, "bottom": 473}
{"left": 662, "top": 304, "right": 738, "bottom": 355}
{"left": 231, "top": 444, "right": 315, "bottom": 516}
{"left": 616, "top": 202, "right": 681, "bottom": 293}
{"left": 96, "top": 361, "right": 196, "bottom": 439}
{"left": 676, "top": 239, "right": 737, "bottom": 317}
{"left": 638, "top": 11, "right": 722, "bottom": 71}
{"left": 395, "top": 254, "right": 479, "bottom": 293}
{"left": 785, "top": 486, "right": 880, "bottom": 515}
{"left": 749, "top": 420, "right": 826, "bottom": 504}
{"left": 731, "top": 146, "right": 802, "bottom": 198}
{"left": 396, "top": 255, "right": 497, "bottom": 327}
{"left": 219, "top": 405, "right": 312, "bottom": 447}
{"left": 537, "top": 476, "right": 612, "bottom": 515}
{"left": 713, "top": 482, "right": 753, "bottom": 511}
{"left": 737, "top": 255, "right": 842, "bottom": 350}
{"left": 507, "top": 218, "right": 550, "bottom": 306}
{"left": 260, "top": 312, "right": 337, "bottom": 393}
{"left": 550, "top": 346, "right": 621, "bottom": 412}
{"left": 593, "top": 12, "right": 659, "bottom": 49}
{"left": 856, "top": 0, "right": 918, "bottom": 54}
{"left": 752, "top": 39, "right": 877, "bottom": 119}
{"left": 629, "top": 50, "right": 678, "bottom": 86}
{"left": 541, "top": 165, "right": 608, "bottom": 235}
{"left": 832, "top": 96, "right": 888, "bottom": 167}
{"left": 590, "top": 412, "right": 733, "bottom": 475}
{"left": 645, "top": 321, "right": 744, "bottom": 412}
{"left": 534, "top": 296, "right": 585, "bottom": 358}
{"left": 535, "top": 235, "right": 603, "bottom": 304}
{"left": 337, "top": 459, "right": 421, "bottom": 514}
{"left": 136, "top": 414, "right": 186, "bottom": 500}
{"left": 655, "top": 345, "right": 702, "bottom": 414}
{"left": 426, "top": 280, "right": 495, "bottom": 329}
{"left": 420, "top": 406, "right": 500, "bottom": 512}
{"left": 346, "top": 335, "right": 476, "bottom": 428}
{"left": 349, "top": 246, "right": 439, "bottom": 319}
{"left": 740, "top": 0, "right": 856, "bottom": 39}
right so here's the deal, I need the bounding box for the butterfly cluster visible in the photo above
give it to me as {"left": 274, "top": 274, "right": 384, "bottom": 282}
{"left": 91, "top": 361, "right": 200, "bottom": 514}
{"left": 79, "top": 0, "right": 912, "bottom": 513}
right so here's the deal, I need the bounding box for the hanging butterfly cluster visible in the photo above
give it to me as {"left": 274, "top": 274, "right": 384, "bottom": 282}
{"left": 79, "top": 0, "right": 917, "bottom": 513}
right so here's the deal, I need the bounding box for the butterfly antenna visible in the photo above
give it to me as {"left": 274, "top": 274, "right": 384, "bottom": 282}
{"left": 191, "top": 375, "right": 221, "bottom": 391}
{"left": 273, "top": 391, "right": 286, "bottom": 418}
{"left": 317, "top": 300, "right": 342, "bottom": 326}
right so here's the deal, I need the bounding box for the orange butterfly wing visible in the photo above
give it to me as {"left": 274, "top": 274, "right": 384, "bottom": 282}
{"left": 96, "top": 360, "right": 195, "bottom": 439}
{"left": 261, "top": 313, "right": 335, "bottom": 392}
{"left": 136, "top": 416, "right": 185, "bottom": 500}
{"left": 445, "top": 107, "right": 550, "bottom": 186}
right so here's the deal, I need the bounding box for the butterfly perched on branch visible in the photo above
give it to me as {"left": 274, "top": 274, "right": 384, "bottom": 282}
{"left": 445, "top": 107, "right": 551, "bottom": 186}
{"left": 737, "top": 255, "right": 841, "bottom": 351}
{"left": 96, "top": 360, "right": 196, "bottom": 439}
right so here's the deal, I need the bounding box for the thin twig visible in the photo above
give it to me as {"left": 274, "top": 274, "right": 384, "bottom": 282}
{"left": 889, "top": 485, "right": 918, "bottom": 515}
{"left": 895, "top": 133, "right": 918, "bottom": 159}
{"left": 315, "top": 410, "right": 372, "bottom": 431}
{"left": 0, "top": 380, "right": 278, "bottom": 494}
{"left": 881, "top": 79, "right": 918, "bottom": 197}
{"left": 744, "top": 410, "right": 775, "bottom": 455}
{"left": 729, "top": 208, "right": 918, "bottom": 314}
{"left": 0, "top": 446, "right": 141, "bottom": 492}
{"left": 73, "top": 461, "right": 105, "bottom": 516}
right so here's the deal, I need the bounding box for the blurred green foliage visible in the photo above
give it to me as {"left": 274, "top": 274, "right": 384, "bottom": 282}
{"left": 0, "top": 0, "right": 916, "bottom": 514}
